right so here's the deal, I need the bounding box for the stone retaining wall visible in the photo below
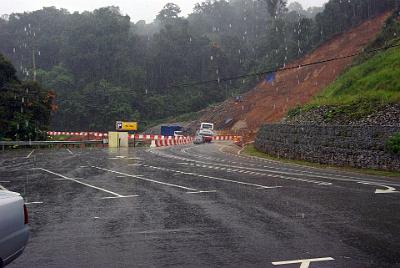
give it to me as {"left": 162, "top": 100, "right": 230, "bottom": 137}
{"left": 255, "top": 124, "right": 400, "bottom": 171}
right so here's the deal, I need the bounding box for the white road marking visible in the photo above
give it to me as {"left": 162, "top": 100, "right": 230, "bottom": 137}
{"left": 115, "top": 156, "right": 127, "bottom": 159}
{"left": 80, "top": 166, "right": 88, "bottom": 168}
{"left": 0, "top": 184, "right": 8, "bottom": 190}
{"left": 152, "top": 149, "right": 331, "bottom": 186}
{"left": 182, "top": 145, "right": 396, "bottom": 187}
{"left": 25, "top": 201, "right": 44, "bottom": 205}
{"left": 186, "top": 190, "right": 217, "bottom": 194}
{"left": 357, "top": 181, "right": 399, "bottom": 194}
{"left": 92, "top": 166, "right": 198, "bottom": 191}
{"left": 128, "top": 163, "right": 142, "bottom": 166}
{"left": 182, "top": 162, "right": 330, "bottom": 186}
{"left": 101, "top": 195, "right": 138, "bottom": 199}
{"left": 0, "top": 181, "right": 10, "bottom": 183}
{"left": 142, "top": 164, "right": 281, "bottom": 190}
{"left": 35, "top": 168, "right": 134, "bottom": 198}
{"left": 66, "top": 149, "right": 73, "bottom": 155}
{"left": 26, "top": 149, "right": 35, "bottom": 158}
{"left": 272, "top": 257, "right": 334, "bottom": 267}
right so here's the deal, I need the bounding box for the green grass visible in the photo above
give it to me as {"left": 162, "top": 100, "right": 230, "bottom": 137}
{"left": 303, "top": 44, "right": 400, "bottom": 117}
{"left": 287, "top": 14, "right": 400, "bottom": 121}
{"left": 242, "top": 144, "right": 400, "bottom": 178}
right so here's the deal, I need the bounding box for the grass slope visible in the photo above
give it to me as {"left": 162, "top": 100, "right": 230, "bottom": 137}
{"left": 288, "top": 14, "right": 400, "bottom": 120}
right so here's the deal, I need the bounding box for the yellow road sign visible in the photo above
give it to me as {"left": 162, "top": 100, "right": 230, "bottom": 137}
{"left": 116, "top": 121, "right": 137, "bottom": 131}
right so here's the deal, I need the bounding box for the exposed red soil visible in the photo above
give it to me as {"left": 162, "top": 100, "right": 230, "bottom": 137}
{"left": 193, "top": 12, "right": 392, "bottom": 141}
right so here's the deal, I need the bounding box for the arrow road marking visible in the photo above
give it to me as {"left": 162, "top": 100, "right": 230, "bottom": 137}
{"left": 357, "top": 181, "right": 399, "bottom": 194}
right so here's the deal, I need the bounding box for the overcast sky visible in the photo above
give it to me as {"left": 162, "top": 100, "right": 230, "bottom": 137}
{"left": 0, "top": 0, "right": 329, "bottom": 23}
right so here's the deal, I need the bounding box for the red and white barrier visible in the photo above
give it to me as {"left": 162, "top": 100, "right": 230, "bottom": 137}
{"left": 151, "top": 137, "right": 194, "bottom": 148}
{"left": 47, "top": 131, "right": 240, "bottom": 146}
{"left": 47, "top": 131, "right": 108, "bottom": 137}
{"left": 212, "top": 135, "right": 240, "bottom": 141}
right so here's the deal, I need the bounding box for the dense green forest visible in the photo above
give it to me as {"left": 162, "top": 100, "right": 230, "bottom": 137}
{"left": 0, "top": 0, "right": 396, "bottom": 131}
{"left": 0, "top": 54, "right": 54, "bottom": 140}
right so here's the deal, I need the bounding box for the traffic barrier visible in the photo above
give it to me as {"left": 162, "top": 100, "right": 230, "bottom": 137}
{"left": 152, "top": 137, "right": 193, "bottom": 148}
{"left": 212, "top": 135, "right": 240, "bottom": 141}
{"left": 47, "top": 131, "right": 108, "bottom": 137}
{"left": 47, "top": 131, "right": 240, "bottom": 145}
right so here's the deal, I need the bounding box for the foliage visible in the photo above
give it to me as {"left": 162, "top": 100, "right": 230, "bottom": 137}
{"left": 0, "top": 0, "right": 396, "bottom": 131}
{"left": 0, "top": 53, "right": 54, "bottom": 140}
{"left": 308, "top": 44, "right": 400, "bottom": 109}
{"left": 386, "top": 133, "right": 400, "bottom": 155}
{"left": 289, "top": 13, "right": 400, "bottom": 122}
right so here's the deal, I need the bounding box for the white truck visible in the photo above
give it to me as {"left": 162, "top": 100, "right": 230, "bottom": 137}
{"left": 198, "top": 122, "right": 215, "bottom": 143}
{"left": 0, "top": 191, "right": 29, "bottom": 267}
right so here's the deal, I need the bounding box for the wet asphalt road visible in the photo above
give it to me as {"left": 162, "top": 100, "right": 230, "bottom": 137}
{"left": 1, "top": 142, "right": 400, "bottom": 268}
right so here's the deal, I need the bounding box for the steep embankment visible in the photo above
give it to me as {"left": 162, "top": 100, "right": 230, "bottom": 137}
{"left": 284, "top": 13, "right": 400, "bottom": 126}
{"left": 187, "top": 12, "right": 391, "bottom": 138}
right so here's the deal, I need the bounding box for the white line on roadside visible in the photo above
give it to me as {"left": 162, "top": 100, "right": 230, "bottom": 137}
{"left": 142, "top": 164, "right": 281, "bottom": 190}
{"left": 34, "top": 168, "right": 135, "bottom": 198}
{"left": 66, "top": 149, "right": 73, "bottom": 155}
{"left": 26, "top": 149, "right": 35, "bottom": 158}
{"left": 151, "top": 149, "right": 331, "bottom": 185}
{"left": 92, "top": 166, "right": 198, "bottom": 191}
{"left": 0, "top": 181, "right": 10, "bottom": 183}
{"left": 0, "top": 184, "right": 8, "bottom": 190}
{"left": 25, "top": 201, "right": 44, "bottom": 205}
{"left": 186, "top": 190, "right": 217, "bottom": 194}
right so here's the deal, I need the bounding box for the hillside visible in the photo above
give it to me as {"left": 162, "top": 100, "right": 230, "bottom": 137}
{"left": 284, "top": 14, "right": 400, "bottom": 126}
{"left": 185, "top": 12, "right": 392, "bottom": 138}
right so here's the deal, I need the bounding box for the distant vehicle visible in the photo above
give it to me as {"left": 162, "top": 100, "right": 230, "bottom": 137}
{"left": 174, "top": 130, "right": 184, "bottom": 137}
{"left": 234, "top": 95, "right": 243, "bottom": 103}
{"left": 193, "top": 135, "right": 204, "bottom": 144}
{"left": 198, "top": 122, "right": 215, "bottom": 143}
{"left": 0, "top": 191, "right": 29, "bottom": 267}
{"left": 161, "top": 125, "right": 182, "bottom": 137}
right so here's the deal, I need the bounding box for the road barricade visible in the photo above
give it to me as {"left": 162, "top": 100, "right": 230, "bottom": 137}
{"left": 151, "top": 137, "right": 194, "bottom": 148}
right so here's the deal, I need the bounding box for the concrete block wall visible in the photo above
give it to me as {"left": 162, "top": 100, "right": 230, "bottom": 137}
{"left": 255, "top": 124, "right": 400, "bottom": 171}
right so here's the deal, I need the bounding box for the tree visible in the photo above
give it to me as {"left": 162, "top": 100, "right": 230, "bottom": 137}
{"left": 156, "top": 3, "right": 181, "bottom": 25}
{"left": 0, "top": 53, "right": 54, "bottom": 140}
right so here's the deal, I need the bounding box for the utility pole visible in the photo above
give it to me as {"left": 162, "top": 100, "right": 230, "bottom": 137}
{"left": 32, "top": 48, "right": 36, "bottom": 81}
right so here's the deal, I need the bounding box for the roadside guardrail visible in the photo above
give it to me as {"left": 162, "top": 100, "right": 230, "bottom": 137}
{"left": 0, "top": 140, "right": 104, "bottom": 150}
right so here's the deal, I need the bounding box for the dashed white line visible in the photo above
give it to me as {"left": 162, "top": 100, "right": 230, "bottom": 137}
{"left": 142, "top": 164, "right": 281, "bottom": 190}
{"left": 66, "top": 149, "right": 73, "bottom": 155}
